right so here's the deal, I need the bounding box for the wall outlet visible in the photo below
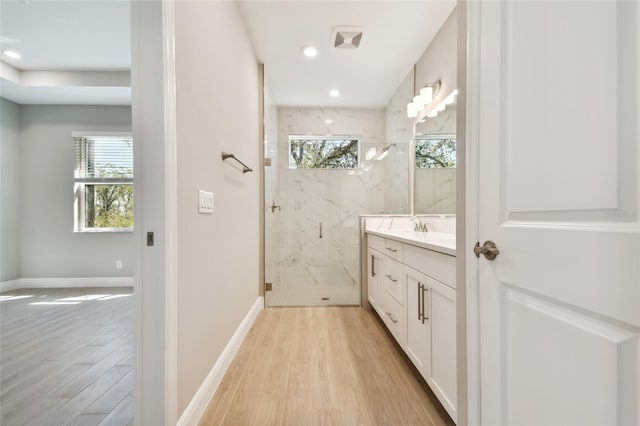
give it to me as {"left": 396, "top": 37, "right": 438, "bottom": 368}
{"left": 116, "top": 260, "right": 123, "bottom": 269}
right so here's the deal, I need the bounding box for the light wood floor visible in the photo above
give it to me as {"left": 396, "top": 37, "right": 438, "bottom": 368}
{"left": 0, "top": 287, "right": 133, "bottom": 426}
{"left": 200, "top": 307, "right": 453, "bottom": 426}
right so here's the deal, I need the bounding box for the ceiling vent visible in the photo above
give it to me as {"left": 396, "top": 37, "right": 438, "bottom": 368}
{"left": 331, "top": 26, "right": 363, "bottom": 50}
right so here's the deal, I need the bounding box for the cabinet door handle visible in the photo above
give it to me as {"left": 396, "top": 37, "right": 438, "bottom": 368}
{"left": 422, "top": 286, "right": 429, "bottom": 323}
{"left": 418, "top": 283, "right": 423, "bottom": 321}
{"left": 385, "top": 247, "right": 398, "bottom": 253}
{"left": 371, "top": 254, "right": 376, "bottom": 277}
{"left": 385, "top": 274, "right": 397, "bottom": 283}
{"left": 386, "top": 312, "right": 398, "bottom": 324}
{"left": 319, "top": 222, "right": 323, "bottom": 239}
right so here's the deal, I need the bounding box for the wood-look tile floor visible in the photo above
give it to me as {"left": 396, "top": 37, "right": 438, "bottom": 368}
{"left": 0, "top": 287, "right": 134, "bottom": 426}
{"left": 200, "top": 307, "right": 453, "bottom": 426}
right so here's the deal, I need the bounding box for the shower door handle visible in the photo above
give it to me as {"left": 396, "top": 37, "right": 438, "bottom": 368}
{"left": 319, "top": 222, "right": 323, "bottom": 239}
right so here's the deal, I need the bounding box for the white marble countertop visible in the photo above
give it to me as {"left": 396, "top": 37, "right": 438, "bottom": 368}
{"left": 366, "top": 228, "right": 456, "bottom": 257}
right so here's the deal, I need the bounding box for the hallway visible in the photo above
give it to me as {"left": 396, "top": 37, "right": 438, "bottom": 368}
{"left": 201, "top": 307, "right": 452, "bottom": 425}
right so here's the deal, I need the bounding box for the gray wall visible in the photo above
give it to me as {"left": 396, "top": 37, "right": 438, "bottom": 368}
{"left": 18, "top": 105, "right": 133, "bottom": 278}
{"left": 415, "top": 7, "right": 458, "bottom": 114}
{"left": 1, "top": 98, "right": 21, "bottom": 282}
{"left": 174, "top": 1, "right": 261, "bottom": 416}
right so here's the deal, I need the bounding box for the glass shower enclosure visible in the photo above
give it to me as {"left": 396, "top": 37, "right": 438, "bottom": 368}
{"left": 264, "top": 138, "right": 409, "bottom": 307}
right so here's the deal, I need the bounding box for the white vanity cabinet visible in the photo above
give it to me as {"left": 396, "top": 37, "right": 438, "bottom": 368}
{"left": 405, "top": 266, "right": 457, "bottom": 421}
{"left": 368, "top": 235, "right": 405, "bottom": 346}
{"left": 366, "top": 231, "right": 457, "bottom": 423}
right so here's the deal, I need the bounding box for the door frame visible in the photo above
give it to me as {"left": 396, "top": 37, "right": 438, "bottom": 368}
{"left": 131, "top": 0, "right": 178, "bottom": 424}
{"left": 459, "top": 1, "right": 481, "bottom": 425}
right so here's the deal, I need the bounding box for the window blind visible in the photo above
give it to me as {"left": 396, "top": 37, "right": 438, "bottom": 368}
{"left": 74, "top": 137, "right": 134, "bottom": 180}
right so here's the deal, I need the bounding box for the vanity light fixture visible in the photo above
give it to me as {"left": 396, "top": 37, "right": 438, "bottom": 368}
{"left": 3, "top": 50, "right": 21, "bottom": 59}
{"left": 329, "top": 89, "right": 340, "bottom": 97}
{"left": 414, "top": 85, "right": 436, "bottom": 107}
{"left": 407, "top": 103, "right": 419, "bottom": 118}
{"left": 407, "top": 81, "right": 441, "bottom": 118}
{"left": 444, "top": 89, "right": 459, "bottom": 105}
{"left": 302, "top": 45, "right": 318, "bottom": 57}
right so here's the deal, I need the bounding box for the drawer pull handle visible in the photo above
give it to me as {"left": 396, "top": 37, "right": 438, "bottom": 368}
{"left": 385, "top": 247, "right": 398, "bottom": 253}
{"left": 386, "top": 312, "right": 398, "bottom": 324}
{"left": 385, "top": 274, "right": 398, "bottom": 283}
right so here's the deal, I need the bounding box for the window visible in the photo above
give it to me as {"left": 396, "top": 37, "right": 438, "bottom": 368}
{"left": 288, "top": 136, "right": 360, "bottom": 169}
{"left": 415, "top": 134, "right": 456, "bottom": 168}
{"left": 74, "top": 134, "right": 134, "bottom": 232}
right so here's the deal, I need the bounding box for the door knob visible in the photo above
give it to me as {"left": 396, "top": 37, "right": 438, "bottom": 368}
{"left": 473, "top": 240, "right": 500, "bottom": 260}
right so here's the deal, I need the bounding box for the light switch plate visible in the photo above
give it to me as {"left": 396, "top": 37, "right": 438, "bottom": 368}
{"left": 198, "top": 190, "right": 214, "bottom": 214}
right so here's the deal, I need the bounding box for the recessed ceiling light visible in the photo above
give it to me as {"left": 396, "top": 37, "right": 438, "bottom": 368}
{"left": 325, "top": 119, "right": 334, "bottom": 124}
{"left": 3, "top": 50, "right": 21, "bottom": 59}
{"left": 302, "top": 46, "right": 317, "bottom": 57}
{"left": 329, "top": 89, "right": 340, "bottom": 97}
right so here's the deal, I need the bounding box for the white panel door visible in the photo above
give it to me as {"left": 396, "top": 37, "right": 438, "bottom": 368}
{"left": 471, "top": 1, "right": 640, "bottom": 425}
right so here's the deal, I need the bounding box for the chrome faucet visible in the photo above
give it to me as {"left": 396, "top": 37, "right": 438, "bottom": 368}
{"left": 410, "top": 216, "right": 431, "bottom": 232}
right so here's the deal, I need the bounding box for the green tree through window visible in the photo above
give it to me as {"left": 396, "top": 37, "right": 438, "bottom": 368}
{"left": 74, "top": 136, "right": 134, "bottom": 231}
{"left": 289, "top": 137, "right": 359, "bottom": 169}
{"left": 415, "top": 135, "right": 456, "bottom": 168}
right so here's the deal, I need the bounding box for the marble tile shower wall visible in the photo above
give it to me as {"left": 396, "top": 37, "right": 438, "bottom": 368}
{"left": 384, "top": 69, "right": 414, "bottom": 213}
{"left": 265, "top": 107, "right": 408, "bottom": 306}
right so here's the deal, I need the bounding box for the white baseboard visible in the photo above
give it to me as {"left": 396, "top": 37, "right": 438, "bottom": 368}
{"left": 177, "top": 296, "right": 264, "bottom": 426}
{"left": 0, "top": 279, "right": 22, "bottom": 293}
{"left": 0, "top": 277, "right": 133, "bottom": 293}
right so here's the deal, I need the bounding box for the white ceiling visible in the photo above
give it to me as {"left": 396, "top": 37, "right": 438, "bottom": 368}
{"left": 238, "top": 0, "right": 456, "bottom": 108}
{"left": 0, "top": 0, "right": 130, "bottom": 105}
{"left": 0, "top": 1, "right": 455, "bottom": 107}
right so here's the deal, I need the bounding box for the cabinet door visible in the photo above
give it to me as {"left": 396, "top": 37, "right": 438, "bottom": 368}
{"left": 367, "top": 248, "right": 385, "bottom": 313}
{"left": 426, "top": 276, "right": 457, "bottom": 421}
{"left": 405, "top": 266, "right": 430, "bottom": 376}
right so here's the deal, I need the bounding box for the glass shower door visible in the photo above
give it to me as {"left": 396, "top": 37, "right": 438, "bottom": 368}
{"left": 264, "top": 141, "right": 361, "bottom": 307}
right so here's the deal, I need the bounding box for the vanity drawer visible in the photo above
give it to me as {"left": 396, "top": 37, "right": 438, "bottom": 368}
{"left": 404, "top": 243, "right": 456, "bottom": 289}
{"left": 368, "top": 234, "right": 385, "bottom": 252}
{"left": 383, "top": 290, "right": 405, "bottom": 347}
{"left": 383, "top": 238, "right": 403, "bottom": 262}
{"left": 384, "top": 257, "right": 404, "bottom": 305}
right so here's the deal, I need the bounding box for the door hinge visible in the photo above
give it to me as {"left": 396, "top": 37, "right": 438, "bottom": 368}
{"left": 265, "top": 282, "right": 272, "bottom": 292}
